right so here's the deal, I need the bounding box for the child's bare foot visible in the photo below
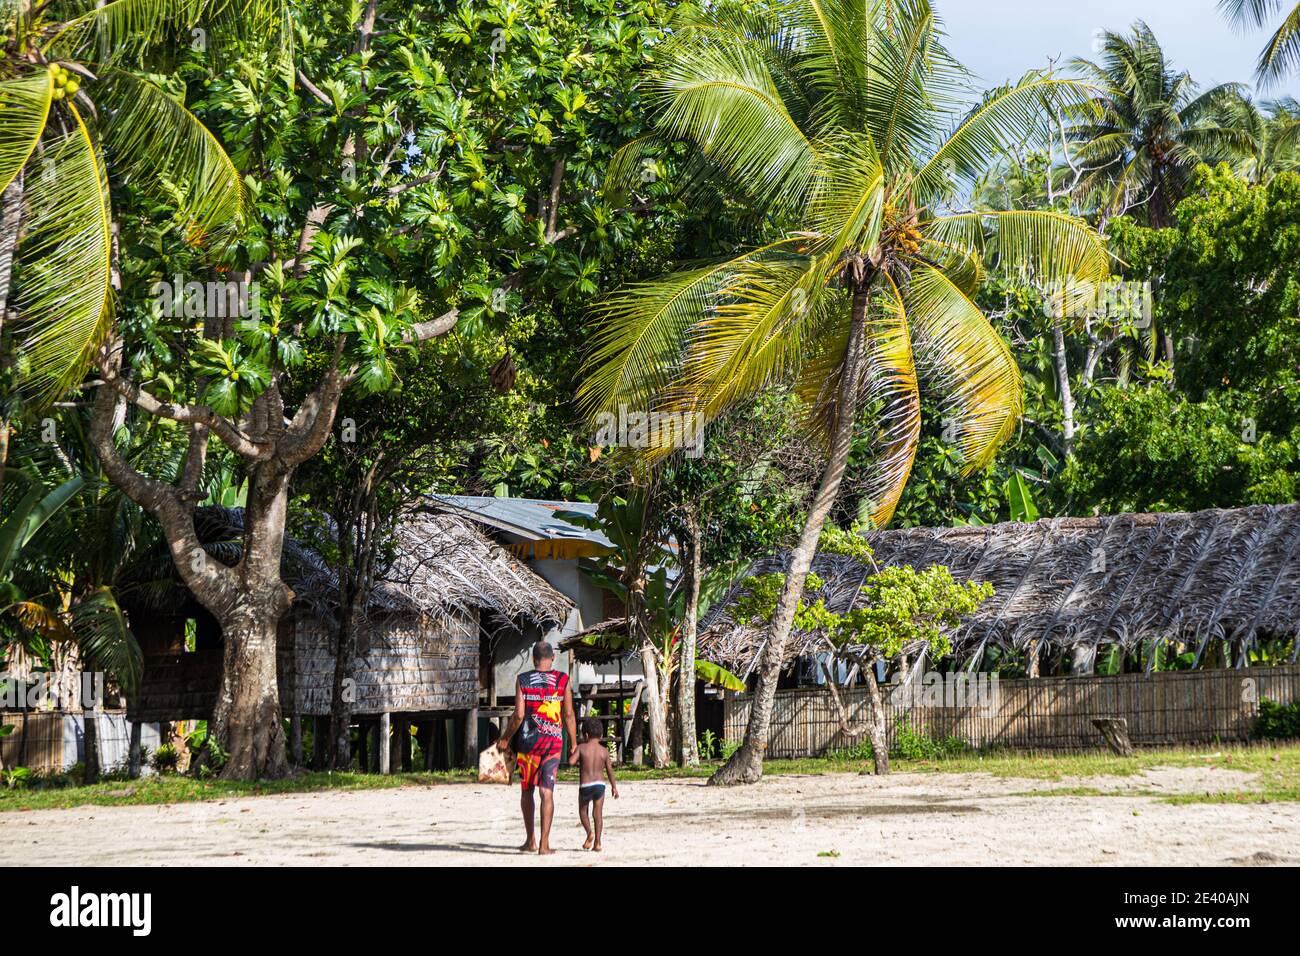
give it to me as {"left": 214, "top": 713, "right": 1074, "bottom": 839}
{"left": 519, "top": 841, "right": 537, "bottom": 852}
{"left": 592, "top": 842, "right": 602, "bottom": 852}
{"left": 583, "top": 835, "right": 594, "bottom": 850}
{"left": 537, "top": 844, "right": 555, "bottom": 855}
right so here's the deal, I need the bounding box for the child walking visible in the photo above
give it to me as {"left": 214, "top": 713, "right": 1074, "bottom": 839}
{"left": 571, "top": 716, "right": 618, "bottom": 851}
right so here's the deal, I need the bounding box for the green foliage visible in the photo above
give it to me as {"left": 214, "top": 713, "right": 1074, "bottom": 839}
{"left": 889, "top": 715, "right": 970, "bottom": 761}
{"left": 2, "top": 767, "right": 30, "bottom": 790}
{"left": 732, "top": 564, "right": 992, "bottom": 660}
{"left": 151, "top": 744, "right": 180, "bottom": 775}
{"left": 817, "top": 525, "right": 875, "bottom": 564}
{"left": 1057, "top": 383, "right": 1297, "bottom": 512}
{"left": 697, "top": 729, "right": 720, "bottom": 761}
{"left": 1254, "top": 698, "right": 1300, "bottom": 741}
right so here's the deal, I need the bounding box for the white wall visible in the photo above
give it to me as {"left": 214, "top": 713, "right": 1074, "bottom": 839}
{"left": 490, "top": 556, "right": 642, "bottom": 701}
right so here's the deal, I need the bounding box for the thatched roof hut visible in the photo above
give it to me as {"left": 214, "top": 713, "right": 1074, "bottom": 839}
{"left": 128, "top": 507, "right": 572, "bottom": 721}
{"left": 191, "top": 506, "right": 571, "bottom": 629}
{"left": 699, "top": 504, "right": 1300, "bottom": 673}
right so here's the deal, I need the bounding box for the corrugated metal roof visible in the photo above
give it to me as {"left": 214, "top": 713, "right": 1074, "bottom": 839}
{"left": 431, "top": 495, "right": 613, "bottom": 548}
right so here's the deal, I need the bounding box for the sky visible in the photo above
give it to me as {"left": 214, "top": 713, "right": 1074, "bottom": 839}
{"left": 939, "top": 0, "right": 1296, "bottom": 100}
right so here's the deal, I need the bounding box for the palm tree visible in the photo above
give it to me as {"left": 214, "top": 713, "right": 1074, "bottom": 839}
{"left": 1067, "top": 22, "right": 1252, "bottom": 228}
{"left": 0, "top": 0, "right": 271, "bottom": 405}
{"left": 1227, "top": 95, "right": 1300, "bottom": 182}
{"left": 1221, "top": 0, "right": 1300, "bottom": 86}
{"left": 579, "top": 0, "right": 1109, "bottom": 784}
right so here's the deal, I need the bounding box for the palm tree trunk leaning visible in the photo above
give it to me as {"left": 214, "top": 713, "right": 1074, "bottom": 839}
{"left": 710, "top": 272, "right": 871, "bottom": 785}
{"left": 676, "top": 506, "right": 702, "bottom": 767}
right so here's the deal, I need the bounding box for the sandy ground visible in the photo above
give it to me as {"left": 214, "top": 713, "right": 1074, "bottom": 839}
{"left": 5, "top": 767, "right": 1299, "bottom": 866}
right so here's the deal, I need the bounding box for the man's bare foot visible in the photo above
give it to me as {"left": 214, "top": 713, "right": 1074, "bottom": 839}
{"left": 592, "top": 843, "right": 602, "bottom": 852}
{"left": 519, "top": 841, "right": 537, "bottom": 852}
{"left": 583, "top": 835, "right": 594, "bottom": 850}
{"left": 537, "top": 845, "right": 555, "bottom": 855}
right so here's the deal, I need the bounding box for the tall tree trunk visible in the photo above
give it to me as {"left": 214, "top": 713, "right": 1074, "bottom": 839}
{"left": 0, "top": 171, "right": 23, "bottom": 502}
{"left": 206, "top": 469, "right": 294, "bottom": 779}
{"left": 638, "top": 645, "right": 671, "bottom": 767}
{"left": 710, "top": 276, "right": 871, "bottom": 786}
{"left": 128, "top": 720, "right": 143, "bottom": 779}
{"left": 0, "top": 171, "right": 22, "bottom": 331}
{"left": 1051, "top": 320, "right": 1075, "bottom": 456}
{"left": 677, "top": 508, "right": 702, "bottom": 767}
{"left": 862, "top": 659, "right": 889, "bottom": 775}
{"left": 82, "top": 703, "right": 101, "bottom": 784}
{"left": 821, "top": 655, "right": 890, "bottom": 774}
{"left": 209, "top": 588, "right": 292, "bottom": 779}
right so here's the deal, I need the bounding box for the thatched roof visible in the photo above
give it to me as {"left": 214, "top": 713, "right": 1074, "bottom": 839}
{"left": 190, "top": 506, "right": 572, "bottom": 629}
{"left": 699, "top": 504, "right": 1300, "bottom": 672}
{"left": 558, "top": 619, "right": 632, "bottom": 663}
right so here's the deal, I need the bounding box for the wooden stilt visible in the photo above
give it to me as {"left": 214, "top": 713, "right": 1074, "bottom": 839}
{"left": 128, "top": 721, "right": 143, "bottom": 779}
{"left": 378, "top": 712, "right": 392, "bottom": 774}
{"left": 356, "top": 720, "right": 369, "bottom": 773}
{"left": 433, "top": 718, "right": 448, "bottom": 771}
{"left": 311, "top": 716, "right": 328, "bottom": 770}
{"left": 464, "top": 707, "right": 479, "bottom": 767}
{"left": 290, "top": 714, "right": 303, "bottom": 766}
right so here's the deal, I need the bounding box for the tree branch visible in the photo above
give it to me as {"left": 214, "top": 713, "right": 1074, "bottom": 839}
{"left": 91, "top": 340, "right": 235, "bottom": 600}
{"left": 295, "top": 70, "right": 333, "bottom": 107}
{"left": 100, "top": 368, "right": 273, "bottom": 461}
{"left": 404, "top": 307, "right": 460, "bottom": 342}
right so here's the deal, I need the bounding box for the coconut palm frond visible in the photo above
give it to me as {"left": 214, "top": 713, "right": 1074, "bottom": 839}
{"left": 1253, "top": 3, "right": 1300, "bottom": 86}
{"left": 650, "top": 25, "right": 822, "bottom": 215}
{"left": 679, "top": 247, "right": 838, "bottom": 423}
{"left": 1220, "top": 0, "right": 1287, "bottom": 31}
{"left": 906, "top": 263, "right": 1022, "bottom": 475}
{"left": 926, "top": 209, "right": 1110, "bottom": 318}
{"left": 95, "top": 68, "right": 244, "bottom": 242}
{"left": 810, "top": 130, "right": 887, "bottom": 261}
{"left": 863, "top": 0, "right": 967, "bottom": 164}
{"left": 12, "top": 105, "right": 113, "bottom": 405}
{"left": 11, "top": 600, "right": 75, "bottom": 642}
{"left": 68, "top": 586, "right": 142, "bottom": 695}
{"left": 0, "top": 72, "right": 53, "bottom": 195}
{"left": 47, "top": 0, "right": 289, "bottom": 63}
{"left": 577, "top": 260, "right": 739, "bottom": 419}
{"left": 604, "top": 133, "right": 668, "bottom": 197}
{"left": 914, "top": 74, "right": 1096, "bottom": 201}
{"left": 856, "top": 272, "right": 920, "bottom": 528}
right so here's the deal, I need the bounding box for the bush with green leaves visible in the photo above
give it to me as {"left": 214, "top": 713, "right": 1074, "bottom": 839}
{"left": 733, "top": 563, "right": 992, "bottom": 662}
{"left": 889, "top": 715, "right": 969, "bottom": 761}
{"left": 151, "top": 744, "right": 179, "bottom": 775}
{"left": 1254, "top": 698, "right": 1300, "bottom": 741}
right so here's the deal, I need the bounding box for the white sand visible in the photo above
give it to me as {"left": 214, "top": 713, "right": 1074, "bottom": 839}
{"left": 5, "top": 767, "right": 1298, "bottom": 866}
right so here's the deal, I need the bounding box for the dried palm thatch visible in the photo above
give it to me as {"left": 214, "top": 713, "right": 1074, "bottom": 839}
{"left": 190, "top": 506, "right": 571, "bottom": 629}
{"left": 699, "top": 504, "right": 1300, "bottom": 672}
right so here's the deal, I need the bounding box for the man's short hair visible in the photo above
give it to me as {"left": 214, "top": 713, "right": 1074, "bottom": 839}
{"left": 532, "top": 641, "right": 555, "bottom": 664}
{"left": 582, "top": 716, "right": 603, "bottom": 739}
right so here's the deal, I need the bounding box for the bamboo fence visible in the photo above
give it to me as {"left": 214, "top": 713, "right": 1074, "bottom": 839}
{"left": 723, "top": 665, "right": 1300, "bottom": 757}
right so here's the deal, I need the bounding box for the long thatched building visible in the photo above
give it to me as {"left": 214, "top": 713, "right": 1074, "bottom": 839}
{"left": 699, "top": 504, "right": 1300, "bottom": 678}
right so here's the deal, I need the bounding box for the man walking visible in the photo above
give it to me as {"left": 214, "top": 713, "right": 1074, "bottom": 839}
{"left": 497, "top": 641, "right": 578, "bottom": 854}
